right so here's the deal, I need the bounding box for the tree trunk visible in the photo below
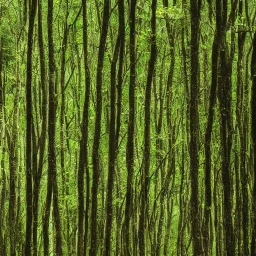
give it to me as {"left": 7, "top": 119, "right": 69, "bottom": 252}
{"left": 138, "top": 0, "right": 157, "bottom": 254}
{"left": 33, "top": 0, "right": 47, "bottom": 254}
{"left": 203, "top": 1, "right": 221, "bottom": 251}
{"left": 25, "top": 0, "right": 37, "bottom": 254}
{"left": 189, "top": 0, "right": 203, "bottom": 254}
{"left": 77, "top": 0, "right": 91, "bottom": 255}
{"left": 251, "top": 31, "right": 256, "bottom": 256}
{"left": 90, "top": 0, "right": 110, "bottom": 254}
{"left": 123, "top": 1, "right": 136, "bottom": 255}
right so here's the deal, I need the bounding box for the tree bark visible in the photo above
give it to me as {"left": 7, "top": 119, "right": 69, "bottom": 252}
{"left": 48, "top": 0, "right": 63, "bottom": 253}
{"left": 251, "top": 31, "right": 256, "bottom": 256}
{"left": 25, "top": 0, "right": 37, "bottom": 254}
{"left": 90, "top": 0, "right": 110, "bottom": 254}
{"left": 218, "top": 2, "right": 235, "bottom": 255}
{"left": 77, "top": 0, "right": 91, "bottom": 255}
{"left": 123, "top": 0, "right": 136, "bottom": 255}
{"left": 203, "top": 1, "right": 221, "bottom": 251}
{"left": 104, "top": 30, "right": 120, "bottom": 256}
{"left": 138, "top": 0, "right": 157, "bottom": 254}
{"left": 33, "top": 0, "right": 47, "bottom": 255}
{"left": 189, "top": 0, "right": 203, "bottom": 254}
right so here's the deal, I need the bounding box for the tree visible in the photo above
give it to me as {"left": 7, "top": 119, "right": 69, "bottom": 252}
{"left": 138, "top": 0, "right": 157, "bottom": 254}
{"left": 43, "top": 0, "right": 63, "bottom": 255}
{"left": 77, "top": 0, "right": 91, "bottom": 255}
{"left": 251, "top": 31, "right": 256, "bottom": 256}
{"left": 123, "top": 1, "right": 136, "bottom": 255}
{"left": 189, "top": 0, "right": 204, "bottom": 254}
{"left": 217, "top": 1, "right": 235, "bottom": 254}
{"left": 25, "top": 0, "right": 37, "bottom": 254}
{"left": 90, "top": 0, "right": 110, "bottom": 254}
{"left": 2, "top": 1, "right": 256, "bottom": 255}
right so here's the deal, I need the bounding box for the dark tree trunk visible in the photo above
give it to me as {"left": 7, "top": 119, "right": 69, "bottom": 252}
{"left": 0, "top": 33, "right": 5, "bottom": 256}
{"left": 78, "top": 0, "right": 91, "bottom": 255}
{"left": 25, "top": 0, "right": 37, "bottom": 255}
{"left": 0, "top": 36, "right": 7, "bottom": 256}
{"left": 219, "top": 39, "right": 234, "bottom": 256}
{"left": 218, "top": 2, "right": 234, "bottom": 255}
{"left": 203, "top": 0, "right": 221, "bottom": 251}
{"left": 42, "top": 151, "right": 52, "bottom": 256}
{"left": 48, "top": 0, "right": 63, "bottom": 254}
{"left": 115, "top": 0, "right": 125, "bottom": 152}
{"left": 154, "top": 52, "right": 165, "bottom": 256}
{"left": 90, "top": 0, "right": 110, "bottom": 254}
{"left": 33, "top": 0, "right": 47, "bottom": 255}
{"left": 138, "top": 0, "right": 157, "bottom": 254}
{"left": 189, "top": 0, "right": 203, "bottom": 255}
{"left": 236, "top": 2, "right": 248, "bottom": 254}
{"left": 114, "top": 2, "right": 125, "bottom": 253}
{"left": 43, "top": 0, "right": 63, "bottom": 255}
{"left": 59, "top": 16, "right": 70, "bottom": 254}
{"left": 0, "top": 147, "right": 6, "bottom": 256}
{"left": 251, "top": 31, "right": 256, "bottom": 256}
{"left": 123, "top": 0, "right": 136, "bottom": 255}
{"left": 104, "top": 30, "right": 120, "bottom": 256}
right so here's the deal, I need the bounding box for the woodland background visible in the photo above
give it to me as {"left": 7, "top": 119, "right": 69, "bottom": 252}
{"left": 1, "top": 0, "right": 256, "bottom": 255}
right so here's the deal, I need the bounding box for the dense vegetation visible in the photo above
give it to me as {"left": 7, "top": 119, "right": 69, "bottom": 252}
{"left": 0, "top": 0, "right": 256, "bottom": 255}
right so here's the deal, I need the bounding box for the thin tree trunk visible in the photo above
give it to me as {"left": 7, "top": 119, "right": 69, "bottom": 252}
{"left": 0, "top": 33, "right": 5, "bottom": 256}
{"left": 59, "top": 16, "right": 70, "bottom": 254}
{"left": 44, "top": 0, "right": 63, "bottom": 255}
{"left": 189, "top": 0, "right": 203, "bottom": 254}
{"left": 77, "top": 0, "right": 91, "bottom": 255}
{"left": 25, "top": 0, "right": 37, "bottom": 254}
{"left": 251, "top": 31, "right": 256, "bottom": 256}
{"left": 236, "top": 2, "right": 248, "bottom": 253}
{"left": 114, "top": 1, "right": 125, "bottom": 253}
{"left": 218, "top": 2, "right": 235, "bottom": 255}
{"left": 8, "top": 60, "right": 20, "bottom": 256}
{"left": 90, "top": 0, "right": 110, "bottom": 254}
{"left": 203, "top": 4, "right": 221, "bottom": 251}
{"left": 115, "top": 0, "right": 125, "bottom": 152}
{"left": 33, "top": 0, "right": 47, "bottom": 254}
{"left": 138, "top": 0, "right": 157, "bottom": 254}
{"left": 123, "top": 0, "right": 136, "bottom": 255}
{"left": 104, "top": 31, "right": 120, "bottom": 256}
{"left": 48, "top": 0, "right": 63, "bottom": 253}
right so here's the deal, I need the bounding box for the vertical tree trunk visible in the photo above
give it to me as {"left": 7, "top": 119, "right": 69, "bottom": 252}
{"left": 59, "top": 16, "right": 69, "bottom": 253}
{"left": 203, "top": 0, "right": 221, "bottom": 251}
{"left": 178, "top": 7, "right": 190, "bottom": 253}
{"left": 0, "top": 37, "right": 6, "bottom": 256}
{"left": 218, "top": 2, "right": 235, "bottom": 255}
{"left": 251, "top": 31, "right": 256, "bottom": 256}
{"left": 8, "top": 56, "right": 21, "bottom": 256}
{"left": 104, "top": 31, "right": 120, "bottom": 256}
{"left": 115, "top": 0, "right": 125, "bottom": 152}
{"left": 0, "top": 147, "right": 6, "bottom": 256}
{"left": 154, "top": 54, "right": 165, "bottom": 256}
{"left": 25, "top": 1, "right": 37, "bottom": 255}
{"left": 90, "top": 0, "right": 110, "bottom": 254}
{"left": 138, "top": 0, "right": 157, "bottom": 254}
{"left": 43, "top": 0, "right": 63, "bottom": 255}
{"left": 48, "top": 0, "right": 63, "bottom": 254}
{"left": 33, "top": 0, "right": 47, "bottom": 255}
{"left": 236, "top": 2, "right": 248, "bottom": 254}
{"left": 78, "top": 0, "right": 91, "bottom": 255}
{"left": 114, "top": 2, "right": 125, "bottom": 253}
{"left": 189, "top": 0, "right": 203, "bottom": 254}
{"left": 123, "top": 1, "right": 136, "bottom": 254}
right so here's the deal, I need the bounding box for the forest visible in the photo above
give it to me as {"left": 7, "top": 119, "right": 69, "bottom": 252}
{"left": 0, "top": 0, "right": 256, "bottom": 255}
